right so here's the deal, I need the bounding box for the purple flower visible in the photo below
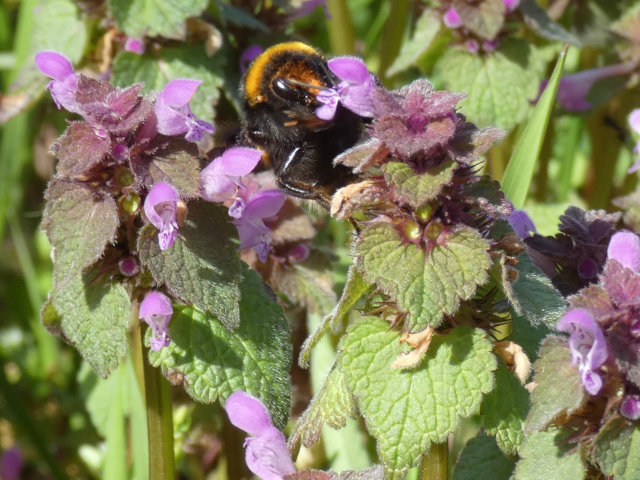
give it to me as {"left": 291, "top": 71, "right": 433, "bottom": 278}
{"left": 316, "top": 57, "right": 377, "bottom": 120}
{"left": 553, "top": 62, "right": 636, "bottom": 112}
{"left": 483, "top": 39, "right": 500, "bottom": 52}
{"left": 233, "top": 190, "right": 286, "bottom": 262}
{"left": 621, "top": 395, "right": 640, "bottom": 420}
{"left": 508, "top": 209, "right": 537, "bottom": 239}
{"left": 607, "top": 231, "right": 640, "bottom": 273}
{"left": 465, "top": 40, "right": 480, "bottom": 55}
{"left": 144, "top": 182, "right": 179, "bottom": 250}
{"left": 443, "top": 7, "right": 462, "bottom": 29}
{"left": 557, "top": 308, "right": 608, "bottom": 395}
{"left": 124, "top": 37, "right": 145, "bottom": 55}
{"left": 239, "top": 45, "right": 263, "bottom": 73}
{"left": 200, "top": 147, "right": 263, "bottom": 202}
{"left": 224, "top": 391, "right": 296, "bottom": 480}
{"left": 139, "top": 291, "right": 173, "bottom": 351}
{"left": 627, "top": 109, "right": 640, "bottom": 173}
{"left": 155, "top": 79, "right": 215, "bottom": 142}
{"left": 504, "top": 0, "right": 520, "bottom": 13}
{"left": 0, "top": 447, "right": 23, "bottom": 480}
{"left": 34, "top": 51, "right": 80, "bottom": 113}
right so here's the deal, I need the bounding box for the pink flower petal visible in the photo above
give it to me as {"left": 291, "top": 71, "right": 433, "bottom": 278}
{"left": 328, "top": 57, "right": 371, "bottom": 84}
{"left": 443, "top": 7, "right": 462, "bottom": 29}
{"left": 244, "top": 430, "right": 296, "bottom": 480}
{"left": 35, "top": 51, "right": 74, "bottom": 80}
{"left": 159, "top": 79, "right": 202, "bottom": 106}
{"left": 607, "top": 231, "right": 640, "bottom": 273}
{"left": 629, "top": 109, "right": 640, "bottom": 135}
{"left": 225, "top": 391, "right": 276, "bottom": 437}
{"left": 243, "top": 190, "right": 286, "bottom": 220}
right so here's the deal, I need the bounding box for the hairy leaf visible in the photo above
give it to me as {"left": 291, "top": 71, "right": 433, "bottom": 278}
{"left": 524, "top": 337, "right": 586, "bottom": 434}
{"left": 515, "top": 429, "right": 585, "bottom": 480}
{"left": 453, "top": 0, "right": 505, "bottom": 40}
{"left": 452, "top": 434, "right": 515, "bottom": 480}
{"left": 435, "top": 39, "right": 544, "bottom": 129}
{"left": 381, "top": 160, "right": 456, "bottom": 208}
{"left": 356, "top": 222, "right": 491, "bottom": 331}
{"left": 138, "top": 201, "right": 242, "bottom": 329}
{"left": 52, "top": 122, "right": 111, "bottom": 178}
{"left": 148, "top": 267, "right": 291, "bottom": 428}
{"left": 387, "top": 10, "right": 442, "bottom": 76}
{"left": 289, "top": 361, "right": 357, "bottom": 449}
{"left": 108, "top": 0, "right": 208, "bottom": 38}
{"left": 481, "top": 361, "right": 529, "bottom": 455}
{"left": 593, "top": 417, "right": 640, "bottom": 480}
{"left": 42, "top": 180, "right": 118, "bottom": 286}
{"left": 340, "top": 318, "right": 496, "bottom": 474}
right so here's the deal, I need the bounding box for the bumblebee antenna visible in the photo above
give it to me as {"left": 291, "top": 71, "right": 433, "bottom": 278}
{"left": 284, "top": 78, "right": 334, "bottom": 91}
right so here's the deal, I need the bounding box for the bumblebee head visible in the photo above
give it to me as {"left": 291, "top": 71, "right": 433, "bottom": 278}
{"left": 243, "top": 42, "right": 337, "bottom": 116}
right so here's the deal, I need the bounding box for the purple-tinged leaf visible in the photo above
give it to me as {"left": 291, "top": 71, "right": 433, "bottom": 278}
{"left": 452, "top": 0, "right": 506, "bottom": 40}
{"left": 607, "top": 322, "right": 640, "bottom": 389}
{"left": 602, "top": 260, "right": 640, "bottom": 308}
{"left": 51, "top": 122, "right": 111, "bottom": 178}
{"left": 131, "top": 136, "right": 200, "bottom": 198}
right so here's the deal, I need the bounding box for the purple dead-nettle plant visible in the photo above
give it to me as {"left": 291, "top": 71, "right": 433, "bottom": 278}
{"left": 224, "top": 391, "right": 296, "bottom": 480}
{"left": 139, "top": 291, "right": 173, "bottom": 351}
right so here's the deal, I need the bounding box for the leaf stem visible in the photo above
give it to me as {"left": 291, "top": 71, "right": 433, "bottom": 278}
{"left": 326, "top": 0, "right": 355, "bottom": 54}
{"left": 142, "top": 335, "right": 175, "bottom": 480}
{"left": 420, "top": 442, "right": 448, "bottom": 480}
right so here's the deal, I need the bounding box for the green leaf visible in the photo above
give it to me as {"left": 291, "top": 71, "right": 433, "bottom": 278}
{"left": 356, "top": 222, "right": 491, "bottom": 331}
{"left": 501, "top": 46, "right": 567, "bottom": 208}
{"left": 340, "top": 318, "right": 496, "bottom": 475}
{"left": 509, "top": 311, "right": 551, "bottom": 362}
{"left": 42, "top": 180, "right": 119, "bottom": 286}
{"left": 148, "top": 266, "right": 291, "bottom": 428}
{"left": 299, "top": 266, "right": 370, "bottom": 368}
{"left": 138, "top": 201, "right": 242, "bottom": 329}
{"left": 49, "top": 272, "right": 131, "bottom": 378}
{"left": 435, "top": 39, "right": 544, "bottom": 129}
{"left": 386, "top": 10, "right": 442, "bottom": 76}
{"left": 216, "top": 1, "right": 270, "bottom": 32}
{"left": 381, "top": 160, "right": 457, "bottom": 208}
{"left": 515, "top": 429, "right": 585, "bottom": 480}
{"left": 289, "top": 360, "right": 357, "bottom": 449}
{"left": 481, "top": 361, "right": 529, "bottom": 455}
{"left": 519, "top": 0, "right": 582, "bottom": 45}
{"left": 108, "top": 0, "right": 208, "bottom": 38}
{"left": 524, "top": 337, "right": 586, "bottom": 434}
{"left": 453, "top": 0, "right": 505, "bottom": 40}
{"left": 593, "top": 417, "right": 640, "bottom": 480}
{"left": 4, "top": 0, "right": 88, "bottom": 120}
{"left": 452, "top": 434, "right": 515, "bottom": 480}
{"left": 112, "top": 45, "right": 225, "bottom": 122}
{"left": 502, "top": 253, "right": 565, "bottom": 329}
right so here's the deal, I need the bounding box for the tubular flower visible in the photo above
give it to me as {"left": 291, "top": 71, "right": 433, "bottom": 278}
{"left": 34, "top": 51, "right": 81, "bottom": 114}
{"left": 144, "top": 182, "right": 179, "bottom": 250}
{"left": 139, "top": 291, "right": 173, "bottom": 351}
{"left": 225, "top": 391, "right": 296, "bottom": 480}
{"left": 607, "top": 231, "right": 640, "bottom": 272}
{"left": 557, "top": 308, "right": 608, "bottom": 395}
{"left": 443, "top": 7, "right": 462, "bottom": 28}
{"left": 315, "top": 57, "right": 376, "bottom": 120}
{"left": 155, "top": 79, "right": 215, "bottom": 142}
{"left": 200, "top": 147, "right": 263, "bottom": 202}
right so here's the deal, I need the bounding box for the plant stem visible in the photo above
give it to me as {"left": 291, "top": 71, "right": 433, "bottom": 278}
{"left": 326, "top": 0, "right": 355, "bottom": 54}
{"left": 377, "top": 0, "right": 411, "bottom": 85}
{"left": 142, "top": 336, "right": 175, "bottom": 480}
{"left": 420, "top": 442, "right": 448, "bottom": 480}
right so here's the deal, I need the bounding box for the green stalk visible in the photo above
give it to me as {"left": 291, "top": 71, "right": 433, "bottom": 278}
{"left": 585, "top": 109, "right": 621, "bottom": 209}
{"left": 142, "top": 338, "right": 175, "bottom": 480}
{"left": 377, "top": 0, "right": 411, "bottom": 85}
{"left": 420, "top": 442, "right": 448, "bottom": 480}
{"left": 326, "top": 0, "right": 355, "bottom": 54}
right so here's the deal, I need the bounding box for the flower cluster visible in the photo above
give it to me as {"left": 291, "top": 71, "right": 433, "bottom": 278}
{"left": 200, "top": 147, "right": 285, "bottom": 262}
{"left": 525, "top": 206, "right": 622, "bottom": 295}
{"left": 439, "top": 0, "right": 521, "bottom": 54}
{"left": 557, "top": 231, "right": 640, "bottom": 419}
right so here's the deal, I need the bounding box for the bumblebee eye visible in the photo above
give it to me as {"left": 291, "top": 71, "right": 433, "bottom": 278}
{"left": 272, "top": 77, "right": 302, "bottom": 101}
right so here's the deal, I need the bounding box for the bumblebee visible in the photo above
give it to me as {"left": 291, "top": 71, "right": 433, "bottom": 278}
{"left": 241, "top": 42, "right": 367, "bottom": 207}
